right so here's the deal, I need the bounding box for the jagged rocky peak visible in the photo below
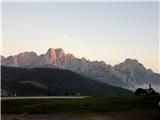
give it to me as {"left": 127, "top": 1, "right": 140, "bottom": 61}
{"left": 55, "top": 48, "right": 65, "bottom": 58}
{"left": 5, "top": 55, "right": 18, "bottom": 67}
{"left": 47, "top": 48, "right": 55, "bottom": 53}
{"left": 46, "top": 48, "right": 56, "bottom": 58}
{"left": 114, "top": 58, "right": 147, "bottom": 73}
{"left": 116, "top": 58, "right": 142, "bottom": 67}
{"left": 46, "top": 48, "right": 66, "bottom": 58}
{"left": 17, "top": 51, "right": 37, "bottom": 58}
{"left": 99, "top": 60, "right": 107, "bottom": 65}
{"left": 125, "top": 58, "right": 145, "bottom": 68}
{"left": 124, "top": 58, "right": 139, "bottom": 64}
{"left": 44, "top": 48, "right": 57, "bottom": 64}
{"left": 81, "top": 57, "right": 87, "bottom": 61}
{"left": 65, "top": 53, "right": 75, "bottom": 59}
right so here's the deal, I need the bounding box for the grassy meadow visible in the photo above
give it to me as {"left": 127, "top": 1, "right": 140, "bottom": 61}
{"left": 2, "top": 95, "right": 160, "bottom": 114}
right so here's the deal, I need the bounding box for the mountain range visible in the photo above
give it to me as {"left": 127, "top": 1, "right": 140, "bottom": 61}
{"left": 1, "top": 48, "right": 160, "bottom": 92}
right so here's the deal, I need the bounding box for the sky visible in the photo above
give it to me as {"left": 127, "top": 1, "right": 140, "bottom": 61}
{"left": 1, "top": 1, "right": 159, "bottom": 73}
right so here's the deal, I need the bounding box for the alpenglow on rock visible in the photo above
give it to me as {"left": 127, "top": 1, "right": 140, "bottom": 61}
{"left": 1, "top": 48, "right": 160, "bottom": 91}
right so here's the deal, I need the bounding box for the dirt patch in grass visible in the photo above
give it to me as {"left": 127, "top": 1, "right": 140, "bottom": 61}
{"left": 2, "top": 110, "right": 160, "bottom": 120}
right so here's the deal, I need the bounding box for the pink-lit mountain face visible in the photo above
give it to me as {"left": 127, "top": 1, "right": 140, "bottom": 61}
{"left": 1, "top": 48, "right": 160, "bottom": 91}
{"left": 2, "top": 52, "right": 38, "bottom": 67}
{"left": 1, "top": 48, "right": 67, "bottom": 67}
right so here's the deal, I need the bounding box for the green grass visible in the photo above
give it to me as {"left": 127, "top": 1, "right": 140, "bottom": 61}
{"left": 24, "top": 81, "right": 48, "bottom": 89}
{"left": 2, "top": 95, "right": 160, "bottom": 114}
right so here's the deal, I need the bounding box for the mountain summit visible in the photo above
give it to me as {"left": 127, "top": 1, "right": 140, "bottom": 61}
{"left": 45, "top": 48, "right": 57, "bottom": 64}
{"left": 1, "top": 48, "right": 160, "bottom": 91}
{"left": 55, "top": 48, "right": 65, "bottom": 58}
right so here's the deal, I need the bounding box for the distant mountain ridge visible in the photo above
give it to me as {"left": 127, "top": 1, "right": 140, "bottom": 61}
{"left": 1, "top": 48, "right": 160, "bottom": 91}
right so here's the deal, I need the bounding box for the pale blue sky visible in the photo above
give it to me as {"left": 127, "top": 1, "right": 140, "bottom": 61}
{"left": 2, "top": 2, "right": 159, "bottom": 73}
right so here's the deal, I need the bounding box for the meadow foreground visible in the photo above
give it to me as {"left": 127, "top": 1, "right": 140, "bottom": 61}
{"left": 2, "top": 96, "right": 160, "bottom": 120}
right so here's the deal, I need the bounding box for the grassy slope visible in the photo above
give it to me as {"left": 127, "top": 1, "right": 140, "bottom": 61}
{"left": 2, "top": 66, "right": 133, "bottom": 96}
{"left": 2, "top": 96, "right": 160, "bottom": 114}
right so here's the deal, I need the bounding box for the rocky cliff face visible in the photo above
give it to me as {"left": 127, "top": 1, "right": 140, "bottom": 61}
{"left": 1, "top": 48, "right": 160, "bottom": 91}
